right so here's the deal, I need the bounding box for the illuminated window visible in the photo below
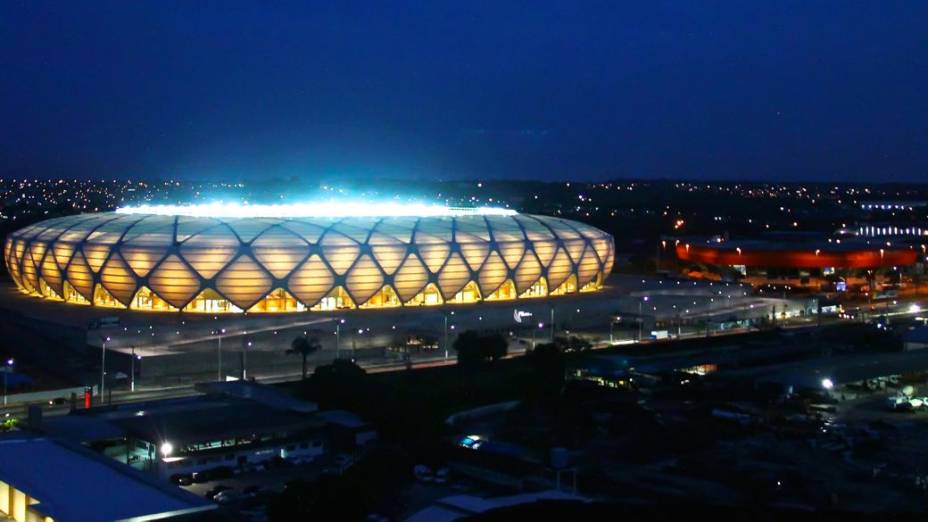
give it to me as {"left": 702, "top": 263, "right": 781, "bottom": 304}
{"left": 361, "top": 285, "right": 402, "bottom": 308}
{"left": 130, "top": 286, "right": 178, "bottom": 312}
{"left": 38, "top": 278, "right": 62, "bottom": 300}
{"left": 579, "top": 273, "right": 602, "bottom": 292}
{"left": 519, "top": 277, "right": 548, "bottom": 298}
{"left": 93, "top": 284, "right": 126, "bottom": 308}
{"left": 549, "top": 274, "right": 578, "bottom": 295}
{"left": 405, "top": 283, "right": 444, "bottom": 306}
{"left": 451, "top": 281, "right": 481, "bottom": 304}
{"left": 310, "top": 286, "right": 355, "bottom": 311}
{"left": 249, "top": 288, "right": 305, "bottom": 313}
{"left": 63, "top": 281, "right": 90, "bottom": 305}
{"left": 183, "top": 289, "right": 243, "bottom": 313}
{"left": 485, "top": 279, "right": 517, "bottom": 301}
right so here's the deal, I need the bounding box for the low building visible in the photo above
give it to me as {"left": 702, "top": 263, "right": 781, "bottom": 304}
{"left": 42, "top": 382, "right": 361, "bottom": 479}
{"left": 0, "top": 434, "right": 213, "bottom": 522}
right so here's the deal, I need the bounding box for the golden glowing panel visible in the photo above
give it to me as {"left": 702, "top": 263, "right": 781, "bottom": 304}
{"left": 148, "top": 255, "right": 201, "bottom": 308}
{"left": 405, "top": 282, "right": 444, "bottom": 306}
{"left": 580, "top": 273, "right": 603, "bottom": 292}
{"left": 40, "top": 252, "right": 63, "bottom": 295}
{"left": 477, "top": 250, "right": 509, "bottom": 296}
{"left": 29, "top": 241, "right": 49, "bottom": 268}
{"left": 215, "top": 255, "right": 273, "bottom": 308}
{"left": 513, "top": 253, "right": 543, "bottom": 293}
{"left": 320, "top": 232, "right": 360, "bottom": 275}
{"left": 563, "top": 239, "right": 586, "bottom": 264}
{"left": 577, "top": 246, "right": 601, "bottom": 284}
{"left": 458, "top": 236, "right": 489, "bottom": 270}
{"left": 52, "top": 241, "right": 76, "bottom": 271}
{"left": 603, "top": 243, "right": 615, "bottom": 274}
{"left": 546, "top": 248, "right": 573, "bottom": 289}
{"left": 345, "top": 254, "right": 384, "bottom": 304}
{"left": 438, "top": 253, "right": 470, "bottom": 298}
{"left": 65, "top": 252, "right": 94, "bottom": 300}
{"left": 485, "top": 279, "right": 517, "bottom": 301}
{"left": 417, "top": 243, "right": 450, "bottom": 274}
{"left": 81, "top": 243, "right": 111, "bottom": 273}
{"left": 99, "top": 253, "right": 137, "bottom": 305}
{"left": 532, "top": 240, "right": 557, "bottom": 266}
{"left": 20, "top": 254, "right": 38, "bottom": 292}
{"left": 393, "top": 254, "right": 429, "bottom": 301}
{"left": 288, "top": 255, "right": 335, "bottom": 306}
{"left": 180, "top": 226, "right": 241, "bottom": 279}
{"left": 370, "top": 243, "right": 407, "bottom": 275}
{"left": 252, "top": 226, "right": 310, "bottom": 279}
{"left": 497, "top": 241, "right": 525, "bottom": 270}
{"left": 119, "top": 245, "right": 166, "bottom": 278}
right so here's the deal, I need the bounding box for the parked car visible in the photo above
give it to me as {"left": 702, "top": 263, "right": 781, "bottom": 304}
{"left": 204, "top": 485, "right": 231, "bottom": 500}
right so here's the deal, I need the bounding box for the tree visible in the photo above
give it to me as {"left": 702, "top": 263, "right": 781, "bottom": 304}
{"left": 453, "top": 330, "right": 508, "bottom": 366}
{"left": 288, "top": 335, "right": 321, "bottom": 379}
{"left": 526, "top": 341, "right": 566, "bottom": 398}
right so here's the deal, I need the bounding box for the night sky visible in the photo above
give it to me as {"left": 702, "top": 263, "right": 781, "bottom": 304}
{"left": 2, "top": 1, "right": 926, "bottom": 183}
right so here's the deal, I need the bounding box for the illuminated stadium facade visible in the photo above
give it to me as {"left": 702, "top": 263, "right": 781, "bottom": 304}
{"left": 3, "top": 204, "right": 614, "bottom": 313}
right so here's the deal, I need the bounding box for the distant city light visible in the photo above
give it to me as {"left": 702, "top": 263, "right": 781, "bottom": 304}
{"left": 116, "top": 201, "right": 517, "bottom": 218}
{"left": 160, "top": 441, "right": 174, "bottom": 457}
{"left": 821, "top": 378, "right": 834, "bottom": 390}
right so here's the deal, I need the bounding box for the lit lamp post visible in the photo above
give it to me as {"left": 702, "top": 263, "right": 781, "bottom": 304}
{"left": 212, "top": 328, "right": 226, "bottom": 381}
{"left": 443, "top": 311, "right": 455, "bottom": 360}
{"left": 335, "top": 319, "right": 345, "bottom": 359}
{"left": 130, "top": 348, "right": 141, "bottom": 392}
{"left": 2, "top": 358, "right": 13, "bottom": 406}
{"left": 638, "top": 296, "right": 649, "bottom": 341}
{"left": 101, "top": 336, "right": 110, "bottom": 402}
{"left": 532, "top": 322, "right": 544, "bottom": 349}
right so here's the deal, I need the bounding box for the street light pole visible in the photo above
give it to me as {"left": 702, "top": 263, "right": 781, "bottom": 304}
{"left": 2, "top": 358, "right": 12, "bottom": 406}
{"left": 336, "top": 319, "right": 344, "bottom": 359}
{"left": 443, "top": 314, "right": 449, "bottom": 360}
{"left": 215, "top": 328, "right": 225, "bottom": 382}
{"left": 130, "top": 346, "right": 136, "bottom": 392}
{"left": 101, "top": 336, "right": 110, "bottom": 403}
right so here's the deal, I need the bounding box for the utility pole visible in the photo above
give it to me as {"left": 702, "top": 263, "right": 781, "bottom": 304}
{"left": 100, "top": 336, "right": 110, "bottom": 403}
{"left": 443, "top": 314, "right": 449, "bottom": 360}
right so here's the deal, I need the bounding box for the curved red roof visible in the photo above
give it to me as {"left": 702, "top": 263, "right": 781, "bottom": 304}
{"left": 675, "top": 243, "right": 917, "bottom": 269}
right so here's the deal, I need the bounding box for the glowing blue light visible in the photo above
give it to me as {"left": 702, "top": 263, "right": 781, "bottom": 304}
{"left": 116, "top": 201, "right": 517, "bottom": 218}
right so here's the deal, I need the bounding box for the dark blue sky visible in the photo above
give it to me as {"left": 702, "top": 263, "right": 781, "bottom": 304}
{"left": 2, "top": 1, "right": 926, "bottom": 182}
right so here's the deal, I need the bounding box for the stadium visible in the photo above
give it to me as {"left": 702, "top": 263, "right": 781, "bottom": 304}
{"left": 3, "top": 203, "right": 615, "bottom": 314}
{"left": 672, "top": 235, "right": 921, "bottom": 293}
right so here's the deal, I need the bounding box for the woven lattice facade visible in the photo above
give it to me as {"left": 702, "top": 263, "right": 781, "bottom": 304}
{"left": 4, "top": 212, "right": 614, "bottom": 313}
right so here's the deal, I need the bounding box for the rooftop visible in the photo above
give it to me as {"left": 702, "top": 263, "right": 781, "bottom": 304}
{"left": 0, "top": 434, "right": 213, "bottom": 522}
{"left": 115, "top": 201, "right": 517, "bottom": 218}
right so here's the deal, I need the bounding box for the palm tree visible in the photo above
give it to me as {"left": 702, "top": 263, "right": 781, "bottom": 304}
{"left": 288, "top": 335, "right": 322, "bottom": 379}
